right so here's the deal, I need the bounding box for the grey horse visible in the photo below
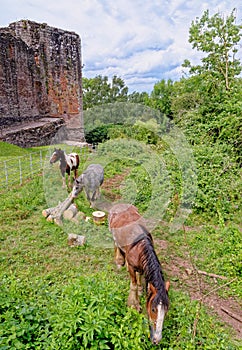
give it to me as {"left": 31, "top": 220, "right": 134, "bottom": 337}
{"left": 71, "top": 164, "right": 104, "bottom": 208}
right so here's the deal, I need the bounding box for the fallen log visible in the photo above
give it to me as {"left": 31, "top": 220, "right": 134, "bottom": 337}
{"left": 42, "top": 193, "right": 74, "bottom": 223}
{"left": 42, "top": 207, "right": 57, "bottom": 218}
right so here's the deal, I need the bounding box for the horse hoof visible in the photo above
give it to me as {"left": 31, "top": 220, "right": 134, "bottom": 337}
{"left": 136, "top": 305, "right": 142, "bottom": 313}
{"left": 128, "top": 302, "right": 141, "bottom": 313}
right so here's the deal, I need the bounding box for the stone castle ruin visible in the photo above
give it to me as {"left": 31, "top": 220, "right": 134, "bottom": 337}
{"left": 0, "top": 20, "right": 85, "bottom": 147}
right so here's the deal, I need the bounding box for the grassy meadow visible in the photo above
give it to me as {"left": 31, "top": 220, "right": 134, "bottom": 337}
{"left": 0, "top": 141, "right": 241, "bottom": 350}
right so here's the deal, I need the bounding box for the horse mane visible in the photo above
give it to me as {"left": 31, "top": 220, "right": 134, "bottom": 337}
{"left": 58, "top": 149, "right": 66, "bottom": 159}
{"left": 134, "top": 227, "right": 169, "bottom": 309}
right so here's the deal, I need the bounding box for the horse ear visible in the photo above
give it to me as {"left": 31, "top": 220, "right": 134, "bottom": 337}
{"left": 165, "top": 281, "right": 170, "bottom": 292}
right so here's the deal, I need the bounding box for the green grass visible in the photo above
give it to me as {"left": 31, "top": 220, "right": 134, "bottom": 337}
{"left": 0, "top": 141, "right": 241, "bottom": 349}
{"left": 0, "top": 141, "right": 30, "bottom": 157}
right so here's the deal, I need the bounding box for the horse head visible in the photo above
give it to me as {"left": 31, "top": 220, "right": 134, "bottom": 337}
{"left": 146, "top": 281, "right": 170, "bottom": 345}
{"left": 50, "top": 148, "right": 64, "bottom": 164}
{"left": 71, "top": 175, "right": 84, "bottom": 198}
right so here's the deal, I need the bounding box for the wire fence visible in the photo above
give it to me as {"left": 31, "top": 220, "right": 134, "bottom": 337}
{"left": 0, "top": 150, "right": 47, "bottom": 190}
{"left": 0, "top": 144, "right": 93, "bottom": 192}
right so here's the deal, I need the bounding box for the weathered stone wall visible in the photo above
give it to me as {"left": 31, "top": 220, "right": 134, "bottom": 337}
{"left": 0, "top": 31, "right": 39, "bottom": 118}
{"left": 0, "top": 20, "right": 84, "bottom": 146}
{"left": 0, "top": 118, "right": 66, "bottom": 148}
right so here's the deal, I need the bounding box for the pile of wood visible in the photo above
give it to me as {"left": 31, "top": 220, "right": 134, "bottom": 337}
{"left": 42, "top": 194, "right": 86, "bottom": 226}
{"left": 42, "top": 194, "right": 106, "bottom": 247}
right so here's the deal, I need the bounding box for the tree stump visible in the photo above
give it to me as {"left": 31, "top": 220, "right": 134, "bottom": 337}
{"left": 92, "top": 211, "right": 106, "bottom": 225}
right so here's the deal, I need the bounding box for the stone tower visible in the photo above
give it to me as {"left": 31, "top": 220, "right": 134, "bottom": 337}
{"left": 0, "top": 20, "right": 85, "bottom": 146}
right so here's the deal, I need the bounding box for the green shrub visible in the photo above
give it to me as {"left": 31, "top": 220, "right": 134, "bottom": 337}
{"left": 84, "top": 124, "right": 111, "bottom": 144}
{"left": 1, "top": 275, "right": 239, "bottom": 349}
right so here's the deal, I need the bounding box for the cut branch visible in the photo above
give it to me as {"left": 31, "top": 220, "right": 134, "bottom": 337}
{"left": 197, "top": 270, "right": 227, "bottom": 280}
{"left": 198, "top": 277, "right": 237, "bottom": 301}
{"left": 221, "top": 307, "right": 242, "bottom": 323}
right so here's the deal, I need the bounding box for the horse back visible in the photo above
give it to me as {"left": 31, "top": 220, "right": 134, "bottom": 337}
{"left": 109, "top": 204, "right": 141, "bottom": 229}
{"left": 68, "top": 153, "right": 79, "bottom": 170}
{"left": 83, "top": 164, "right": 104, "bottom": 186}
{"left": 109, "top": 204, "right": 149, "bottom": 250}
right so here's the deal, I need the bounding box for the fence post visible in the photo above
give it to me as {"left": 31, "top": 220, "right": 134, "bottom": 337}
{"left": 19, "top": 158, "right": 22, "bottom": 185}
{"left": 40, "top": 150, "right": 43, "bottom": 168}
{"left": 4, "top": 161, "right": 8, "bottom": 187}
{"left": 30, "top": 154, "right": 33, "bottom": 176}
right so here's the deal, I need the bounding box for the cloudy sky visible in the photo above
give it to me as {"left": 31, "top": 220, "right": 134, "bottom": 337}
{"left": 0, "top": 0, "right": 241, "bottom": 93}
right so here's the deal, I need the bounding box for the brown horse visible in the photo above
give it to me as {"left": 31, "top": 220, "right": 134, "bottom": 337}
{"left": 50, "top": 148, "right": 79, "bottom": 188}
{"left": 108, "top": 203, "right": 170, "bottom": 345}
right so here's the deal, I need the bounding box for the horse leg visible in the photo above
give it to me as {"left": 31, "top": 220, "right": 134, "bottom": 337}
{"left": 60, "top": 167, "right": 67, "bottom": 188}
{"left": 68, "top": 174, "right": 72, "bottom": 188}
{"left": 66, "top": 170, "right": 72, "bottom": 188}
{"left": 127, "top": 265, "right": 141, "bottom": 311}
{"left": 90, "top": 188, "right": 100, "bottom": 208}
{"left": 136, "top": 272, "right": 143, "bottom": 296}
{"left": 90, "top": 191, "right": 96, "bottom": 208}
{"left": 71, "top": 169, "right": 78, "bottom": 188}
{"left": 96, "top": 187, "right": 100, "bottom": 198}
{"left": 90, "top": 199, "right": 94, "bottom": 209}
{"left": 114, "top": 245, "right": 125, "bottom": 269}
{"left": 62, "top": 176, "right": 66, "bottom": 188}
{"left": 74, "top": 168, "right": 78, "bottom": 179}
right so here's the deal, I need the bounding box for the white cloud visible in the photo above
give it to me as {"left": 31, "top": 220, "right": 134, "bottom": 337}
{"left": 0, "top": 0, "right": 241, "bottom": 92}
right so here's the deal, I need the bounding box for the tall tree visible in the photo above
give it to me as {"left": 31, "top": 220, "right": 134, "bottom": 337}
{"left": 83, "top": 75, "right": 128, "bottom": 110}
{"left": 110, "top": 75, "right": 128, "bottom": 101}
{"left": 183, "top": 9, "right": 242, "bottom": 91}
{"left": 127, "top": 91, "right": 149, "bottom": 104}
{"left": 147, "top": 79, "right": 174, "bottom": 118}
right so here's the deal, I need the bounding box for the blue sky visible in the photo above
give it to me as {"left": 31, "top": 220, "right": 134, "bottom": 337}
{"left": 0, "top": 0, "right": 241, "bottom": 93}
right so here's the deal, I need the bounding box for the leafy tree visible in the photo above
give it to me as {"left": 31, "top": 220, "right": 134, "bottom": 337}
{"left": 170, "top": 75, "right": 206, "bottom": 121}
{"left": 83, "top": 75, "right": 128, "bottom": 109}
{"left": 110, "top": 75, "right": 129, "bottom": 101}
{"left": 183, "top": 9, "right": 242, "bottom": 91}
{"left": 127, "top": 91, "right": 149, "bottom": 104}
{"left": 82, "top": 75, "right": 109, "bottom": 109}
{"left": 146, "top": 79, "right": 174, "bottom": 118}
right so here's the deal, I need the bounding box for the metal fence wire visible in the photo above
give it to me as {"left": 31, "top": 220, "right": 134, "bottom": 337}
{"left": 0, "top": 150, "right": 45, "bottom": 190}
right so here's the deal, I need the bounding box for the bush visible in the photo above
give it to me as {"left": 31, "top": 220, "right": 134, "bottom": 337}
{"left": 0, "top": 273, "right": 151, "bottom": 350}
{"left": 85, "top": 124, "right": 114, "bottom": 144}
